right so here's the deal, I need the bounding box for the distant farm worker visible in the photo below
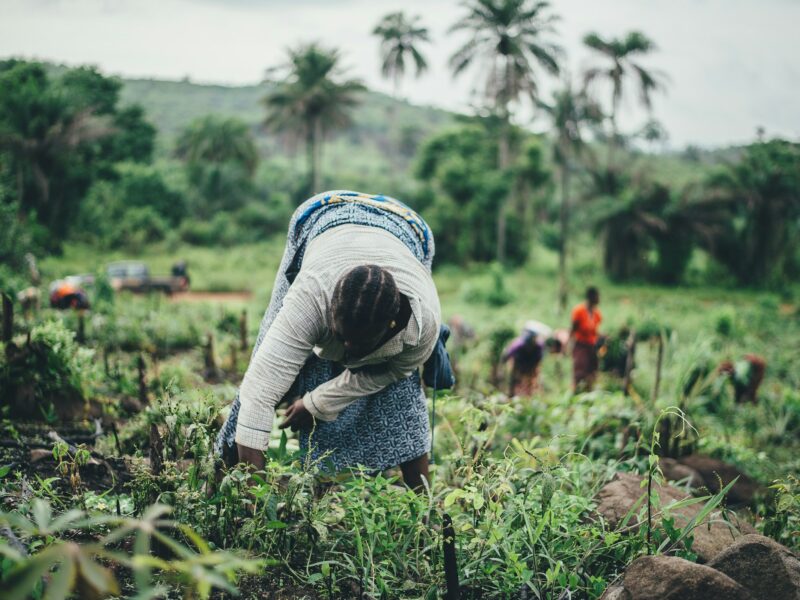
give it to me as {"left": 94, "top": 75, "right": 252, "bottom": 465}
{"left": 718, "top": 354, "right": 767, "bottom": 403}
{"left": 446, "top": 314, "right": 475, "bottom": 376}
{"left": 502, "top": 321, "right": 552, "bottom": 396}
{"left": 171, "top": 260, "right": 190, "bottom": 289}
{"left": 49, "top": 280, "right": 90, "bottom": 310}
{"left": 215, "top": 191, "right": 443, "bottom": 490}
{"left": 570, "top": 287, "right": 602, "bottom": 392}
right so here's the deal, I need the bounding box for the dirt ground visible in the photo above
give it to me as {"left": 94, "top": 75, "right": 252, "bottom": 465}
{"left": 168, "top": 291, "right": 253, "bottom": 304}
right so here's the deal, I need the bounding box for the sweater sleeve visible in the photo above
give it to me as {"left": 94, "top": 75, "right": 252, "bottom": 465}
{"left": 301, "top": 318, "right": 438, "bottom": 422}
{"left": 235, "top": 281, "right": 323, "bottom": 450}
{"left": 301, "top": 351, "right": 420, "bottom": 421}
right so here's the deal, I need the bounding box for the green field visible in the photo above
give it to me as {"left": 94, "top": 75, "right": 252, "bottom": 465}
{"left": 0, "top": 216, "right": 787, "bottom": 598}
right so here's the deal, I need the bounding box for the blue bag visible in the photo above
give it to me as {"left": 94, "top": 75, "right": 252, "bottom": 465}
{"left": 422, "top": 325, "right": 456, "bottom": 390}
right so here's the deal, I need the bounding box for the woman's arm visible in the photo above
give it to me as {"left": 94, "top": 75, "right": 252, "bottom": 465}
{"left": 302, "top": 320, "right": 437, "bottom": 421}
{"left": 302, "top": 356, "right": 418, "bottom": 421}
{"left": 235, "top": 283, "right": 322, "bottom": 454}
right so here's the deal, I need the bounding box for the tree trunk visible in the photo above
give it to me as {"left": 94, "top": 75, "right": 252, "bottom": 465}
{"left": 558, "top": 163, "right": 570, "bottom": 313}
{"left": 622, "top": 329, "right": 637, "bottom": 396}
{"left": 2, "top": 293, "right": 12, "bottom": 345}
{"left": 310, "top": 117, "right": 323, "bottom": 193}
{"left": 496, "top": 120, "right": 511, "bottom": 264}
{"left": 608, "top": 89, "right": 620, "bottom": 167}
{"left": 389, "top": 76, "right": 401, "bottom": 181}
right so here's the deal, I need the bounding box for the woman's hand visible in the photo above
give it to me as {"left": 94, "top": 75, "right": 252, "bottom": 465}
{"left": 236, "top": 444, "right": 266, "bottom": 471}
{"left": 280, "top": 397, "right": 314, "bottom": 432}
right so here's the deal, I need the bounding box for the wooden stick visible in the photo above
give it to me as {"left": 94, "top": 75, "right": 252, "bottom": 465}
{"left": 651, "top": 335, "right": 664, "bottom": 403}
{"left": 149, "top": 423, "right": 163, "bottom": 477}
{"left": 77, "top": 311, "right": 85, "bottom": 344}
{"left": 137, "top": 354, "right": 148, "bottom": 405}
{"left": 622, "top": 329, "right": 637, "bottom": 397}
{"left": 2, "top": 293, "right": 12, "bottom": 344}
{"left": 442, "top": 512, "right": 460, "bottom": 600}
{"left": 239, "top": 309, "right": 248, "bottom": 351}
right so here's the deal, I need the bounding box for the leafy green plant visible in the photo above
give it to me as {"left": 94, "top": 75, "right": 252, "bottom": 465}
{"left": 0, "top": 499, "right": 261, "bottom": 600}
{"left": 760, "top": 475, "right": 800, "bottom": 552}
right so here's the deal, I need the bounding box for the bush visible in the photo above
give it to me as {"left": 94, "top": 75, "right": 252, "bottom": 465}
{"left": 179, "top": 212, "right": 238, "bottom": 246}
{"left": 0, "top": 188, "right": 42, "bottom": 293}
{"left": 233, "top": 194, "right": 293, "bottom": 240}
{"left": 0, "top": 320, "right": 95, "bottom": 417}
{"left": 414, "top": 123, "right": 543, "bottom": 266}
{"left": 461, "top": 263, "right": 514, "bottom": 307}
{"left": 77, "top": 166, "right": 185, "bottom": 249}
{"left": 113, "top": 206, "right": 168, "bottom": 249}
{"left": 714, "top": 306, "right": 736, "bottom": 337}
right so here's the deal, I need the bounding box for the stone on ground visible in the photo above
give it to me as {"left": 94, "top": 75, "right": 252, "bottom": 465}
{"left": 677, "top": 454, "right": 761, "bottom": 506}
{"left": 595, "top": 472, "right": 755, "bottom": 562}
{"left": 708, "top": 534, "right": 800, "bottom": 600}
{"left": 601, "top": 555, "right": 754, "bottom": 600}
{"left": 659, "top": 457, "right": 704, "bottom": 489}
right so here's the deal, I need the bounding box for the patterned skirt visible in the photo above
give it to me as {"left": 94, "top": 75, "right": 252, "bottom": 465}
{"left": 214, "top": 191, "right": 434, "bottom": 472}
{"left": 572, "top": 341, "right": 599, "bottom": 387}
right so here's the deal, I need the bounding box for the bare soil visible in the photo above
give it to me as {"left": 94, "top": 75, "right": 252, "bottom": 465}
{"left": 168, "top": 291, "right": 253, "bottom": 304}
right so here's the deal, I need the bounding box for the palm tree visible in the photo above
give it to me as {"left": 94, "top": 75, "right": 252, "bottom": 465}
{"left": 263, "top": 44, "right": 365, "bottom": 194}
{"left": 373, "top": 12, "right": 430, "bottom": 176}
{"left": 449, "top": 0, "right": 562, "bottom": 262}
{"left": 174, "top": 115, "right": 258, "bottom": 176}
{"left": 174, "top": 115, "right": 259, "bottom": 215}
{"left": 373, "top": 12, "right": 430, "bottom": 98}
{"left": 0, "top": 63, "right": 111, "bottom": 234}
{"left": 582, "top": 31, "right": 665, "bottom": 159}
{"left": 703, "top": 140, "right": 800, "bottom": 286}
{"left": 538, "top": 81, "right": 600, "bottom": 310}
{"left": 591, "top": 177, "right": 669, "bottom": 281}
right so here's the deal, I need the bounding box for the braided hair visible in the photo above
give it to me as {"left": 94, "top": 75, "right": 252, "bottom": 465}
{"left": 331, "top": 265, "right": 401, "bottom": 341}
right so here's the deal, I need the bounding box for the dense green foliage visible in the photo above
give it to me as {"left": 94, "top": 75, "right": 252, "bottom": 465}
{"left": 415, "top": 121, "right": 549, "bottom": 265}
{"left": 0, "top": 61, "right": 155, "bottom": 247}
{"left": 76, "top": 163, "right": 187, "bottom": 250}
{"left": 3, "top": 56, "right": 796, "bottom": 287}
{"left": 702, "top": 140, "right": 800, "bottom": 286}
{"left": 175, "top": 115, "right": 259, "bottom": 218}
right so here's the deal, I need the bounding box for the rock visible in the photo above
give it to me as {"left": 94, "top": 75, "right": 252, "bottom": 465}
{"left": 599, "top": 586, "right": 632, "bottom": 600}
{"left": 30, "top": 448, "right": 52, "bottom": 462}
{"left": 677, "top": 454, "right": 761, "bottom": 506}
{"left": 708, "top": 534, "right": 800, "bottom": 600}
{"left": 607, "top": 555, "right": 753, "bottom": 600}
{"left": 595, "top": 472, "right": 756, "bottom": 562}
{"left": 660, "top": 457, "right": 704, "bottom": 488}
{"left": 121, "top": 395, "right": 144, "bottom": 413}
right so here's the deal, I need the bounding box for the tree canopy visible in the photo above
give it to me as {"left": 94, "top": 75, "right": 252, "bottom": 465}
{"left": 0, "top": 61, "right": 155, "bottom": 246}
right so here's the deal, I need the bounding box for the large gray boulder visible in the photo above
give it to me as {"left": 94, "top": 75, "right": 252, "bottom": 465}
{"left": 595, "top": 472, "right": 755, "bottom": 562}
{"left": 601, "top": 555, "right": 754, "bottom": 599}
{"left": 708, "top": 534, "right": 800, "bottom": 600}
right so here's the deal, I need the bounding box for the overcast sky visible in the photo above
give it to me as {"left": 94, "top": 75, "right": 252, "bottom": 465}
{"left": 1, "top": 0, "right": 798, "bottom": 148}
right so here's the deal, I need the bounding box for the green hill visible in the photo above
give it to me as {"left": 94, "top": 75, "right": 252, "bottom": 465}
{"left": 119, "top": 77, "right": 455, "bottom": 169}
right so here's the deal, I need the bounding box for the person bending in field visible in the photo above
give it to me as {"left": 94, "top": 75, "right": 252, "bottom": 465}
{"left": 570, "top": 287, "right": 602, "bottom": 392}
{"left": 718, "top": 354, "right": 767, "bottom": 404}
{"left": 502, "top": 321, "right": 551, "bottom": 397}
{"left": 215, "top": 191, "right": 442, "bottom": 490}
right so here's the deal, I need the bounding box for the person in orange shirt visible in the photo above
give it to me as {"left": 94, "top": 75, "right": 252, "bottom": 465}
{"left": 570, "top": 287, "right": 602, "bottom": 392}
